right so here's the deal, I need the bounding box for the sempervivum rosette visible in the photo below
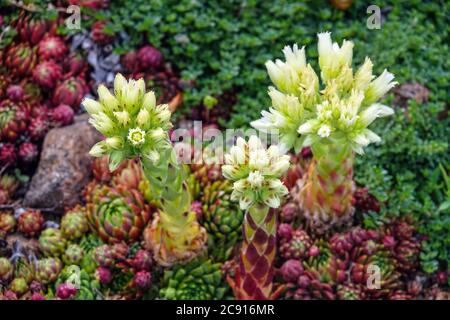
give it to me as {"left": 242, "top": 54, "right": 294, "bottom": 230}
{"left": 53, "top": 77, "right": 88, "bottom": 111}
{"left": 32, "top": 60, "right": 63, "bottom": 89}
{"left": 251, "top": 32, "right": 397, "bottom": 233}
{"left": 38, "top": 36, "right": 68, "bottom": 61}
{"left": 222, "top": 135, "right": 290, "bottom": 299}
{"left": 0, "top": 99, "right": 29, "bottom": 142}
{"left": 159, "top": 259, "right": 228, "bottom": 300}
{"left": 39, "top": 228, "right": 67, "bottom": 257}
{"left": 201, "top": 180, "right": 244, "bottom": 262}
{"left": 5, "top": 43, "right": 37, "bottom": 78}
{"left": 86, "top": 184, "right": 151, "bottom": 244}
{"left": 60, "top": 205, "right": 89, "bottom": 241}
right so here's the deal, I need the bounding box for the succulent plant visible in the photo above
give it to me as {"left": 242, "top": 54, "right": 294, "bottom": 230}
{"left": 0, "top": 257, "right": 14, "bottom": 284}
{"left": 32, "top": 60, "right": 63, "bottom": 89}
{"left": 5, "top": 43, "right": 37, "bottom": 78}
{"left": 132, "top": 270, "right": 152, "bottom": 291}
{"left": 279, "top": 228, "right": 312, "bottom": 260}
{"left": 92, "top": 244, "right": 115, "bottom": 268}
{"left": 55, "top": 267, "right": 100, "bottom": 300}
{"left": 304, "top": 240, "right": 349, "bottom": 284}
{"left": 10, "top": 277, "right": 29, "bottom": 296}
{"left": 353, "top": 187, "right": 381, "bottom": 213}
{"left": 0, "top": 175, "right": 19, "bottom": 205}
{"left": 0, "top": 73, "right": 10, "bottom": 99}
{"left": 280, "top": 259, "right": 304, "bottom": 283}
{"left": 201, "top": 180, "right": 244, "bottom": 262}
{"left": 6, "top": 85, "right": 25, "bottom": 102}
{"left": 86, "top": 185, "right": 151, "bottom": 244}
{"left": 17, "top": 142, "right": 39, "bottom": 165}
{"left": 53, "top": 77, "right": 87, "bottom": 110}
{"left": 111, "top": 159, "right": 143, "bottom": 190}
{"left": 0, "top": 99, "right": 29, "bottom": 142}
{"left": 350, "top": 248, "right": 401, "bottom": 299}
{"left": 0, "top": 210, "right": 16, "bottom": 236}
{"left": 35, "top": 257, "right": 62, "bottom": 285}
{"left": 28, "top": 116, "right": 50, "bottom": 142}
{"left": 38, "top": 36, "right": 68, "bottom": 61}
{"left": 17, "top": 209, "right": 45, "bottom": 238}
{"left": 190, "top": 162, "right": 223, "bottom": 189}
{"left": 336, "top": 283, "right": 366, "bottom": 300}
{"left": 251, "top": 33, "right": 396, "bottom": 232}
{"left": 85, "top": 73, "right": 205, "bottom": 266}
{"left": 64, "top": 52, "right": 88, "bottom": 78}
{"left": 61, "top": 205, "right": 89, "bottom": 241}
{"left": 137, "top": 45, "right": 163, "bottom": 71}
{"left": 0, "top": 143, "right": 17, "bottom": 168}
{"left": 39, "top": 228, "right": 67, "bottom": 257}
{"left": 284, "top": 269, "right": 336, "bottom": 300}
{"left": 51, "top": 104, "right": 75, "bottom": 127}
{"left": 91, "top": 20, "right": 114, "bottom": 45}
{"left": 56, "top": 283, "right": 78, "bottom": 300}
{"left": 79, "top": 234, "right": 104, "bottom": 274}
{"left": 63, "top": 244, "right": 85, "bottom": 265}
{"left": 11, "top": 253, "right": 35, "bottom": 285}
{"left": 95, "top": 266, "right": 113, "bottom": 285}
{"left": 15, "top": 13, "right": 48, "bottom": 45}
{"left": 222, "top": 135, "right": 290, "bottom": 299}
{"left": 160, "top": 259, "right": 228, "bottom": 300}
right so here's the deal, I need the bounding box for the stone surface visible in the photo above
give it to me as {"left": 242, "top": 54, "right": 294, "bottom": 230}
{"left": 23, "top": 114, "right": 102, "bottom": 214}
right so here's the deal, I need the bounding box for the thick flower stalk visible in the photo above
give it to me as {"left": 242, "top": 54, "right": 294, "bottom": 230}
{"left": 251, "top": 32, "right": 396, "bottom": 232}
{"left": 222, "top": 136, "right": 289, "bottom": 299}
{"left": 84, "top": 74, "right": 206, "bottom": 266}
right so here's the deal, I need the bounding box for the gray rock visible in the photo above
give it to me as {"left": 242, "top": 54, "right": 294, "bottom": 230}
{"left": 23, "top": 114, "right": 102, "bottom": 214}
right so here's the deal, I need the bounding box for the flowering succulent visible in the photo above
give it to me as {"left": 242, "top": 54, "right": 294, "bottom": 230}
{"left": 252, "top": 33, "right": 397, "bottom": 232}
{"left": 84, "top": 73, "right": 172, "bottom": 170}
{"left": 222, "top": 135, "right": 290, "bottom": 299}
{"left": 253, "top": 33, "right": 396, "bottom": 154}
{"left": 87, "top": 73, "right": 205, "bottom": 266}
{"left": 222, "top": 135, "right": 290, "bottom": 210}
